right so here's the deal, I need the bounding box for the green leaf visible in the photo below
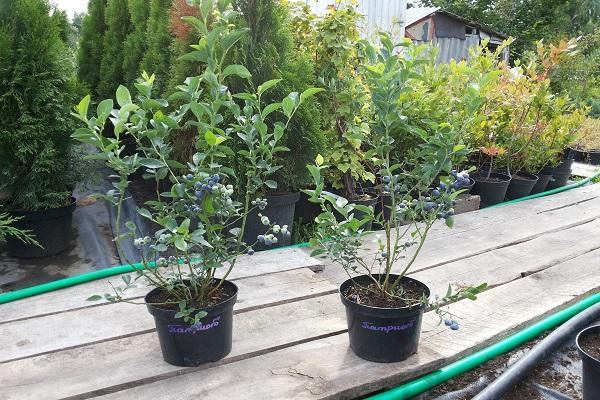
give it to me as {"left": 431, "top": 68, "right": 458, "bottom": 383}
{"left": 222, "top": 64, "right": 251, "bottom": 79}
{"left": 178, "top": 218, "right": 191, "bottom": 235}
{"left": 264, "top": 180, "right": 277, "bottom": 189}
{"left": 139, "top": 158, "right": 165, "bottom": 169}
{"left": 97, "top": 99, "right": 113, "bottom": 123}
{"left": 282, "top": 95, "right": 295, "bottom": 118}
{"left": 174, "top": 237, "right": 188, "bottom": 252}
{"left": 257, "top": 79, "right": 282, "bottom": 96}
{"left": 445, "top": 216, "right": 454, "bottom": 228}
{"left": 299, "top": 87, "right": 325, "bottom": 103}
{"left": 116, "top": 85, "right": 132, "bottom": 107}
{"left": 76, "top": 95, "right": 90, "bottom": 119}
{"left": 205, "top": 130, "right": 217, "bottom": 146}
{"left": 222, "top": 29, "right": 249, "bottom": 54}
{"left": 315, "top": 154, "right": 324, "bottom": 166}
{"left": 261, "top": 103, "right": 281, "bottom": 119}
{"left": 138, "top": 208, "right": 152, "bottom": 219}
{"left": 87, "top": 295, "right": 102, "bottom": 301}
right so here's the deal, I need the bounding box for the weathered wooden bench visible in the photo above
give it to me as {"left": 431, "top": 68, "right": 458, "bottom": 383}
{"left": 2, "top": 184, "right": 600, "bottom": 400}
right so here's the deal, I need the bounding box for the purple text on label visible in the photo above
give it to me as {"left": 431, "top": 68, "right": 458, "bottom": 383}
{"left": 361, "top": 318, "right": 416, "bottom": 333}
{"left": 168, "top": 316, "right": 221, "bottom": 334}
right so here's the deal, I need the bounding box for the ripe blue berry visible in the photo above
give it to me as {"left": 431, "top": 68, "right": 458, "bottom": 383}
{"left": 382, "top": 175, "right": 391, "bottom": 184}
{"left": 450, "top": 322, "right": 459, "bottom": 330}
{"left": 444, "top": 319, "right": 452, "bottom": 326}
{"left": 432, "top": 189, "right": 440, "bottom": 197}
{"left": 247, "top": 248, "right": 255, "bottom": 255}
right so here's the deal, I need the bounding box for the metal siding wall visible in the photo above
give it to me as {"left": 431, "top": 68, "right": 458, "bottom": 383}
{"left": 305, "top": 0, "right": 407, "bottom": 40}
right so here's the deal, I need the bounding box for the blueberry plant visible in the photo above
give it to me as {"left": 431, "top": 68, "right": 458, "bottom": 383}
{"left": 72, "top": 0, "right": 321, "bottom": 323}
{"left": 306, "top": 36, "right": 486, "bottom": 327}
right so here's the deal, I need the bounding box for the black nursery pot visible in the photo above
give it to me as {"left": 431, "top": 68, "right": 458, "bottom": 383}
{"left": 145, "top": 280, "right": 238, "bottom": 367}
{"left": 243, "top": 192, "right": 300, "bottom": 251}
{"left": 340, "top": 274, "right": 430, "bottom": 363}
{"left": 6, "top": 197, "right": 76, "bottom": 258}
{"left": 471, "top": 173, "right": 511, "bottom": 207}
{"left": 530, "top": 173, "right": 553, "bottom": 195}
{"left": 587, "top": 150, "right": 600, "bottom": 165}
{"left": 543, "top": 162, "right": 572, "bottom": 190}
{"left": 576, "top": 325, "right": 600, "bottom": 400}
{"left": 505, "top": 172, "right": 538, "bottom": 200}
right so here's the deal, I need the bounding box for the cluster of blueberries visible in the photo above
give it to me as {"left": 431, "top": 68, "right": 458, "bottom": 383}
{"left": 180, "top": 173, "right": 235, "bottom": 213}
{"left": 444, "top": 318, "right": 460, "bottom": 330}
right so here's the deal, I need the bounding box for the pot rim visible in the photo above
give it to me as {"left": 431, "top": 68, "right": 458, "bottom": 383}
{"left": 472, "top": 172, "right": 511, "bottom": 182}
{"left": 576, "top": 324, "right": 600, "bottom": 364}
{"left": 339, "top": 274, "right": 431, "bottom": 313}
{"left": 3, "top": 196, "right": 76, "bottom": 216}
{"left": 145, "top": 279, "right": 239, "bottom": 319}
{"left": 512, "top": 171, "right": 539, "bottom": 181}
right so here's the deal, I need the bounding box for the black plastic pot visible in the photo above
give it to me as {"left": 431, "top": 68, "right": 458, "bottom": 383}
{"left": 5, "top": 197, "right": 76, "bottom": 258}
{"left": 530, "top": 173, "right": 553, "bottom": 195}
{"left": 471, "top": 173, "right": 511, "bottom": 207}
{"left": 587, "top": 151, "right": 600, "bottom": 165}
{"left": 340, "top": 274, "right": 430, "bottom": 363}
{"left": 576, "top": 325, "right": 600, "bottom": 400}
{"left": 465, "top": 177, "right": 475, "bottom": 193}
{"left": 243, "top": 192, "right": 300, "bottom": 251}
{"left": 363, "top": 188, "right": 392, "bottom": 230}
{"left": 505, "top": 172, "right": 538, "bottom": 200}
{"left": 145, "top": 280, "right": 238, "bottom": 367}
{"left": 295, "top": 191, "right": 322, "bottom": 224}
{"left": 543, "top": 163, "right": 572, "bottom": 190}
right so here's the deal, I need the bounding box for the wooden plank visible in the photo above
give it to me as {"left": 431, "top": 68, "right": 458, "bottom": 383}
{"left": 572, "top": 162, "right": 599, "bottom": 178}
{"left": 0, "top": 247, "right": 324, "bottom": 324}
{"left": 0, "top": 294, "right": 348, "bottom": 400}
{"left": 91, "top": 247, "right": 600, "bottom": 400}
{"left": 3, "top": 219, "right": 600, "bottom": 400}
{"left": 0, "top": 268, "right": 336, "bottom": 363}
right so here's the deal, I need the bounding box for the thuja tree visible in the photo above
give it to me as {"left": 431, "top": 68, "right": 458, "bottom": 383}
{"left": 74, "top": 0, "right": 322, "bottom": 317}
{"left": 0, "top": 0, "right": 82, "bottom": 210}
{"left": 98, "top": 0, "right": 131, "bottom": 98}
{"left": 141, "top": 0, "right": 175, "bottom": 96}
{"left": 78, "top": 0, "right": 107, "bottom": 95}
{"left": 122, "top": 0, "right": 150, "bottom": 87}
{"left": 227, "top": 0, "right": 325, "bottom": 192}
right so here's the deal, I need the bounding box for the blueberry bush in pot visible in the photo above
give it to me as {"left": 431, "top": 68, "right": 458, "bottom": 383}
{"left": 306, "top": 36, "right": 486, "bottom": 363}
{"left": 72, "top": 0, "right": 321, "bottom": 367}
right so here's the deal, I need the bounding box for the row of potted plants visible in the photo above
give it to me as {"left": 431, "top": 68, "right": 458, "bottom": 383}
{"left": 1, "top": 0, "right": 589, "bottom": 260}
{"left": 74, "top": 0, "right": 487, "bottom": 366}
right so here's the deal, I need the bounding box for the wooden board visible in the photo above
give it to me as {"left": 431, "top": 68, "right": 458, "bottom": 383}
{"left": 3, "top": 213, "right": 600, "bottom": 399}
{"left": 2, "top": 185, "right": 600, "bottom": 400}
{"left": 83, "top": 248, "right": 600, "bottom": 400}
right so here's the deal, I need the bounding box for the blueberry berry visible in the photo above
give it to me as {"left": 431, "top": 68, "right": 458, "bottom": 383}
{"left": 450, "top": 322, "right": 459, "bottom": 330}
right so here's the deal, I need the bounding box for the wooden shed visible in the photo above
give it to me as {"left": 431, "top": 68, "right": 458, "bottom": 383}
{"left": 405, "top": 6, "right": 509, "bottom": 63}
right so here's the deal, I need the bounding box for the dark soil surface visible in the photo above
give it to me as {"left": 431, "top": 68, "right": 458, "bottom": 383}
{"left": 474, "top": 176, "right": 509, "bottom": 183}
{"left": 147, "top": 282, "right": 235, "bottom": 310}
{"left": 579, "top": 332, "right": 600, "bottom": 360}
{"left": 415, "top": 331, "right": 584, "bottom": 400}
{"left": 343, "top": 279, "right": 426, "bottom": 308}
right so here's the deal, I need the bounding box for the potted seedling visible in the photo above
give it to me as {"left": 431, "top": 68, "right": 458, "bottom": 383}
{"left": 314, "top": 4, "right": 377, "bottom": 213}
{"left": 73, "top": 0, "right": 321, "bottom": 366}
{"left": 0, "top": 0, "right": 84, "bottom": 258}
{"left": 472, "top": 145, "right": 511, "bottom": 206}
{"left": 306, "top": 36, "right": 486, "bottom": 363}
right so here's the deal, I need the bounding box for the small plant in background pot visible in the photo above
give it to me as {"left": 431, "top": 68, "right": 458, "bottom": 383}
{"left": 306, "top": 36, "right": 486, "bottom": 363}
{"left": 72, "top": 0, "right": 321, "bottom": 367}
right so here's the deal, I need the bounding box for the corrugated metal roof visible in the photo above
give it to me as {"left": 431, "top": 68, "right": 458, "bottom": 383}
{"left": 404, "top": 6, "right": 438, "bottom": 26}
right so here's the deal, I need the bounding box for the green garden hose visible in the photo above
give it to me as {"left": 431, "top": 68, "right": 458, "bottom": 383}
{"left": 366, "top": 291, "right": 600, "bottom": 400}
